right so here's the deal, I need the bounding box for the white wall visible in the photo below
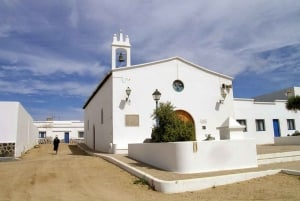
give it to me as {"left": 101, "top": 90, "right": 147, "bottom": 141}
{"left": 111, "top": 58, "right": 233, "bottom": 152}
{"left": 84, "top": 75, "right": 113, "bottom": 152}
{"left": 0, "top": 102, "right": 38, "bottom": 158}
{"left": 234, "top": 99, "right": 300, "bottom": 144}
{"left": 129, "top": 140, "right": 257, "bottom": 173}
{"left": 0, "top": 102, "right": 18, "bottom": 142}
{"left": 15, "top": 103, "right": 38, "bottom": 157}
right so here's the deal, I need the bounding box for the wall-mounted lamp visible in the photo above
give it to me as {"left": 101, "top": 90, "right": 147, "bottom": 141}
{"left": 226, "top": 84, "right": 232, "bottom": 89}
{"left": 222, "top": 83, "right": 232, "bottom": 89}
{"left": 220, "top": 84, "right": 228, "bottom": 104}
{"left": 125, "top": 87, "right": 131, "bottom": 102}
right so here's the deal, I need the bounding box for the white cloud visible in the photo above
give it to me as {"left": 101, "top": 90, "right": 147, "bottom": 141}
{"left": 0, "top": 78, "right": 96, "bottom": 97}
{"left": 1, "top": 0, "right": 299, "bottom": 119}
{"left": 0, "top": 49, "right": 106, "bottom": 77}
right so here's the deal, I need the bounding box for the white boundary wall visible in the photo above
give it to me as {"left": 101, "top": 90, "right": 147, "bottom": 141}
{"left": 15, "top": 103, "right": 38, "bottom": 157}
{"left": 0, "top": 102, "right": 38, "bottom": 157}
{"left": 129, "top": 140, "right": 257, "bottom": 174}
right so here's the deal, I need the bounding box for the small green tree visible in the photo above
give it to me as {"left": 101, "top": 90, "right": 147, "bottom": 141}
{"left": 151, "top": 102, "right": 195, "bottom": 142}
{"left": 286, "top": 95, "right": 300, "bottom": 111}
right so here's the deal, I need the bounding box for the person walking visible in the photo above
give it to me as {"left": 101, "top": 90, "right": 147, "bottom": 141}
{"left": 53, "top": 135, "right": 60, "bottom": 154}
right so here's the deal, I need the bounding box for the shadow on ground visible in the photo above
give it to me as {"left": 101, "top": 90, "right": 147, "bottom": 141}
{"left": 68, "top": 145, "right": 88, "bottom": 156}
{"left": 125, "top": 156, "right": 164, "bottom": 171}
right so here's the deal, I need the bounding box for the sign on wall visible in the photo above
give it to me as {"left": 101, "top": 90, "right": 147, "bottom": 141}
{"left": 125, "top": 114, "right": 139, "bottom": 127}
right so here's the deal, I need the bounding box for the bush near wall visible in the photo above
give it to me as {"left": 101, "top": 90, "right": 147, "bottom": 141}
{"left": 151, "top": 102, "right": 195, "bottom": 142}
{"left": 286, "top": 95, "right": 300, "bottom": 111}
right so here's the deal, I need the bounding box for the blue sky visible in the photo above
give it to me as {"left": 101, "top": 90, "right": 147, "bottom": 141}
{"left": 0, "top": 0, "right": 299, "bottom": 120}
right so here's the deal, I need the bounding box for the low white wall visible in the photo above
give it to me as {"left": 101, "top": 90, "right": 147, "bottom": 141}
{"left": 0, "top": 102, "right": 38, "bottom": 158}
{"left": 274, "top": 136, "right": 300, "bottom": 145}
{"left": 0, "top": 102, "right": 18, "bottom": 142}
{"left": 128, "top": 140, "right": 257, "bottom": 174}
{"left": 15, "top": 103, "right": 38, "bottom": 158}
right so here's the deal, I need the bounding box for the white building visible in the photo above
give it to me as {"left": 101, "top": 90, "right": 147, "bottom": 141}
{"left": 234, "top": 87, "right": 300, "bottom": 144}
{"left": 83, "top": 32, "right": 299, "bottom": 153}
{"left": 0, "top": 102, "right": 38, "bottom": 158}
{"left": 34, "top": 120, "right": 84, "bottom": 143}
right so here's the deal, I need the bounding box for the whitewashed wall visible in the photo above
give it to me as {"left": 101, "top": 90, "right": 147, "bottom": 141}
{"left": 234, "top": 99, "right": 300, "bottom": 144}
{"left": 84, "top": 75, "right": 113, "bottom": 152}
{"left": 0, "top": 102, "right": 18, "bottom": 142}
{"left": 0, "top": 102, "right": 38, "bottom": 158}
{"left": 129, "top": 140, "right": 257, "bottom": 173}
{"left": 15, "top": 103, "right": 38, "bottom": 157}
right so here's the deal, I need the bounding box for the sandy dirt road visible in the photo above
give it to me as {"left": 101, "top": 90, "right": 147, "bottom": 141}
{"left": 0, "top": 144, "right": 300, "bottom": 201}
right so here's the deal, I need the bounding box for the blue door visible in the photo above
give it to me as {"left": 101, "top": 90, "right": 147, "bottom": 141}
{"left": 64, "top": 132, "right": 70, "bottom": 143}
{"left": 273, "top": 119, "right": 280, "bottom": 137}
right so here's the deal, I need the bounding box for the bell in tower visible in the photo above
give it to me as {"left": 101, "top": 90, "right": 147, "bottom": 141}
{"left": 111, "top": 30, "right": 131, "bottom": 69}
{"left": 118, "top": 52, "right": 125, "bottom": 63}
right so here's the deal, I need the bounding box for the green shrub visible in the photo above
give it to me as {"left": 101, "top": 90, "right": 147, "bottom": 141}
{"left": 151, "top": 102, "right": 195, "bottom": 142}
{"left": 286, "top": 95, "right": 300, "bottom": 111}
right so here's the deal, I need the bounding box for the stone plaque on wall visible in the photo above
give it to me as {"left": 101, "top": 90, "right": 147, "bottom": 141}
{"left": 125, "top": 114, "right": 139, "bottom": 127}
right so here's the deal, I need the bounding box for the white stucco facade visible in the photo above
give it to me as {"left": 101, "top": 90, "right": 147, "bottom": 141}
{"left": 84, "top": 57, "right": 236, "bottom": 153}
{"left": 234, "top": 97, "right": 299, "bottom": 144}
{"left": 34, "top": 120, "right": 84, "bottom": 143}
{"left": 0, "top": 102, "right": 38, "bottom": 158}
{"left": 83, "top": 32, "right": 300, "bottom": 153}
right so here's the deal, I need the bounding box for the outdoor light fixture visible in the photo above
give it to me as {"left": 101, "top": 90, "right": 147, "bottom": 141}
{"left": 221, "top": 83, "right": 232, "bottom": 90}
{"left": 226, "top": 84, "right": 232, "bottom": 89}
{"left": 152, "top": 89, "right": 161, "bottom": 109}
{"left": 220, "top": 84, "right": 227, "bottom": 104}
{"left": 152, "top": 89, "right": 161, "bottom": 126}
{"left": 125, "top": 87, "right": 131, "bottom": 102}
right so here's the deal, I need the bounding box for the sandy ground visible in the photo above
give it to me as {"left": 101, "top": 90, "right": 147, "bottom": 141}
{"left": 0, "top": 144, "right": 300, "bottom": 201}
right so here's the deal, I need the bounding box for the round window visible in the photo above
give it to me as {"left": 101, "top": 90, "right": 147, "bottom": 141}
{"left": 173, "top": 80, "right": 184, "bottom": 92}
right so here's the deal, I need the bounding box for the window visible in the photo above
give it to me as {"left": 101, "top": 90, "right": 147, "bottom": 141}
{"left": 237, "top": 119, "right": 247, "bottom": 132}
{"left": 287, "top": 119, "right": 295, "bottom": 130}
{"left": 256, "top": 119, "right": 265, "bottom": 131}
{"left": 39, "top": 131, "right": 46, "bottom": 138}
{"left": 101, "top": 108, "right": 104, "bottom": 124}
{"left": 78, "top": 131, "right": 84, "bottom": 138}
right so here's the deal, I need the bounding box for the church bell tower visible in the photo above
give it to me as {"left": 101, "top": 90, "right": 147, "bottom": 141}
{"left": 111, "top": 31, "right": 131, "bottom": 69}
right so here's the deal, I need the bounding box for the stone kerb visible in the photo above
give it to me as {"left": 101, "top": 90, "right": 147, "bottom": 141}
{"left": 128, "top": 139, "right": 257, "bottom": 174}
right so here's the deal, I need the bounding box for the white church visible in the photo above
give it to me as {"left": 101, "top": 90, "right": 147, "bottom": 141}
{"left": 83, "top": 31, "right": 299, "bottom": 154}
